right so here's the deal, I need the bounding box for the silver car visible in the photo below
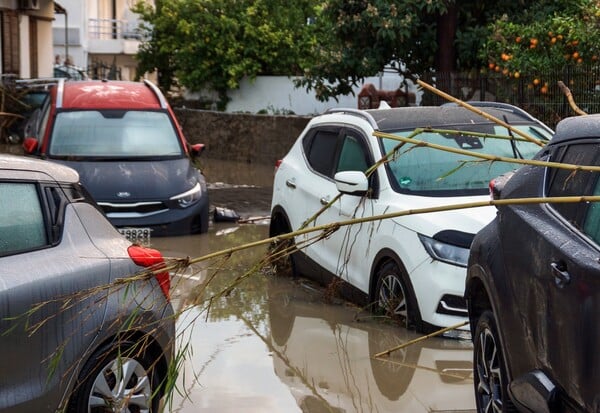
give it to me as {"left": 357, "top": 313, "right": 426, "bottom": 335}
{"left": 0, "top": 154, "right": 174, "bottom": 412}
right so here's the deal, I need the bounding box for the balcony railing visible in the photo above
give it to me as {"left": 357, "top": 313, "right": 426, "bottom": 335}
{"left": 88, "top": 18, "right": 143, "bottom": 41}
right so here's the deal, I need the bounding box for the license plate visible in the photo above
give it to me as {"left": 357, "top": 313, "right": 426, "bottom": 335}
{"left": 119, "top": 227, "right": 152, "bottom": 243}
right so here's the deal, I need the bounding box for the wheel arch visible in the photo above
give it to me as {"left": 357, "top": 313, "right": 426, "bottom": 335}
{"left": 368, "top": 248, "right": 411, "bottom": 303}
{"left": 269, "top": 205, "right": 292, "bottom": 237}
{"left": 78, "top": 329, "right": 170, "bottom": 395}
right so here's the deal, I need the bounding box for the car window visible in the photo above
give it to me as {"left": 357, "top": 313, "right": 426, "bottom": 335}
{"left": 583, "top": 180, "right": 600, "bottom": 244}
{"left": 0, "top": 182, "right": 47, "bottom": 255}
{"left": 304, "top": 129, "right": 339, "bottom": 177}
{"left": 380, "top": 125, "right": 543, "bottom": 196}
{"left": 49, "top": 110, "right": 183, "bottom": 158}
{"left": 337, "top": 133, "right": 369, "bottom": 173}
{"left": 547, "top": 142, "right": 600, "bottom": 228}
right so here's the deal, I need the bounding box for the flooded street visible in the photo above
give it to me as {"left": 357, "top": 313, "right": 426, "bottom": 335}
{"left": 150, "top": 158, "right": 476, "bottom": 413}
{"left": 0, "top": 145, "right": 476, "bottom": 412}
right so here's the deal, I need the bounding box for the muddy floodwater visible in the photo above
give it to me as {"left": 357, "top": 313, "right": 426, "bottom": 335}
{"left": 0, "top": 146, "right": 476, "bottom": 412}
{"left": 151, "top": 158, "right": 476, "bottom": 413}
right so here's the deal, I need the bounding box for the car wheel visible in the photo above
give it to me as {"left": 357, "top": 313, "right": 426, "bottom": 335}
{"left": 68, "top": 339, "right": 162, "bottom": 413}
{"left": 269, "top": 212, "right": 298, "bottom": 277}
{"left": 199, "top": 202, "right": 209, "bottom": 233}
{"left": 473, "top": 310, "right": 516, "bottom": 413}
{"left": 374, "top": 260, "right": 421, "bottom": 330}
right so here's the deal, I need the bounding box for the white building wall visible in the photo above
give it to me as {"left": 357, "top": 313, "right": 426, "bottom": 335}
{"left": 221, "top": 75, "right": 420, "bottom": 115}
{"left": 53, "top": 0, "right": 87, "bottom": 67}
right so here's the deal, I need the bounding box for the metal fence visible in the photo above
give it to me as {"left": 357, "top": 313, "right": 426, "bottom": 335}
{"left": 420, "top": 65, "right": 600, "bottom": 128}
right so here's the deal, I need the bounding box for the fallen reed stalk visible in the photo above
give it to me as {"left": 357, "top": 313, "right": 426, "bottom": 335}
{"left": 417, "top": 79, "right": 546, "bottom": 147}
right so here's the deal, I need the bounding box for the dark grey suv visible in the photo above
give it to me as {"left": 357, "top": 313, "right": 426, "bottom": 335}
{"left": 465, "top": 115, "right": 600, "bottom": 413}
{"left": 0, "top": 154, "right": 175, "bottom": 412}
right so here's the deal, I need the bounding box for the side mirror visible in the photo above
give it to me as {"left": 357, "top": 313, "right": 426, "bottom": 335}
{"left": 22, "top": 137, "right": 39, "bottom": 154}
{"left": 189, "top": 143, "right": 205, "bottom": 157}
{"left": 334, "top": 170, "right": 368, "bottom": 196}
{"left": 508, "top": 370, "right": 558, "bottom": 413}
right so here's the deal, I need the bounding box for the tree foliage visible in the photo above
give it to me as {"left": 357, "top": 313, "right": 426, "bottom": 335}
{"left": 134, "top": 0, "right": 596, "bottom": 104}
{"left": 133, "top": 0, "right": 319, "bottom": 107}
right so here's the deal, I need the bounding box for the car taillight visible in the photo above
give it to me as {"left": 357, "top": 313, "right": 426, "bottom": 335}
{"left": 127, "top": 245, "right": 170, "bottom": 300}
{"left": 489, "top": 171, "right": 515, "bottom": 201}
{"left": 488, "top": 178, "right": 499, "bottom": 200}
{"left": 274, "top": 159, "right": 283, "bottom": 173}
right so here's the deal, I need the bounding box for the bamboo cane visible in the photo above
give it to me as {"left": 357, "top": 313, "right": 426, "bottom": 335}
{"left": 158, "top": 194, "right": 600, "bottom": 274}
{"left": 417, "top": 79, "right": 546, "bottom": 147}
{"left": 375, "top": 129, "right": 600, "bottom": 172}
{"left": 373, "top": 321, "right": 470, "bottom": 358}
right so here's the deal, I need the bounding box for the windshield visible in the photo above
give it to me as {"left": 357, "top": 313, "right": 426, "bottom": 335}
{"left": 380, "top": 124, "right": 550, "bottom": 196}
{"left": 49, "top": 110, "right": 184, "bottom": 158}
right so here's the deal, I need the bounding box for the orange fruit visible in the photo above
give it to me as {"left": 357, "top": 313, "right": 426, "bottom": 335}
{"left": 572, "top": 51, "right": 580, "bottom": 59}
{"left": 516, "top": 36, "right": 522, "bottom": 43}
{"left": 514, "top": 71, "right": 521, "bottom": 79}
{"left": 533, "top": 78, "right": 540, "bottom": 85}
{"left": 551, "top": 37, "right": 557, "bottom": 44}
{"left": 540, "top": 86, "right": 548, "bottom": 94}
{"left": 530, "top": 38, "right": 538, "bottom": 45}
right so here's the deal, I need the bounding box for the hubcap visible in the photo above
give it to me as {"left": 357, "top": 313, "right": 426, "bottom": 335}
{"left": 88, "top": 357, "right": 152, "bottom": 413}
{"left": 476, "top": 328, "right": 503, "bottom": 413}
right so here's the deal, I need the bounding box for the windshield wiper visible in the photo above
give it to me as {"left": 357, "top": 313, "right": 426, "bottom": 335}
{"left": 503, "top": 115, "right": 524, "bottom": 159}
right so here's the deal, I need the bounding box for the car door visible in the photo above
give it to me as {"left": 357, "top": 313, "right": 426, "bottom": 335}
{"left": 501, "top": 142, "right": 600, "bottom": 411}
{"left": 311, "top": 127, "right": 377, "bottom": 292}
{"left": 0, "top": 178, "right": 110, "bottom": 411}
{"left": 298, "top": 126, "right": 345, "bottom": 275}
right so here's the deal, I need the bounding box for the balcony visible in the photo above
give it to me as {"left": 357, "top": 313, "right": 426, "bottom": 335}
{"left": 87, "top": 18, "right": 143, "bottom": 55}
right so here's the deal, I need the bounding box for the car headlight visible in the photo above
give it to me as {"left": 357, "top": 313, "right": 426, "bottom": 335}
{"left": 418, "top": 233, "right": 471, "bottom": 267}
{"left": 170, "top": 182, "right": 202, "bottom": 208}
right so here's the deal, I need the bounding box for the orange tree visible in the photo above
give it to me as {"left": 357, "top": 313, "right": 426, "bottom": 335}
{"left": 481, "top": 1, "right": 600, "bottom": 91}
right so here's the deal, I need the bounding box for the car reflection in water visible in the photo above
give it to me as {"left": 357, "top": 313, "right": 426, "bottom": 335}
{"left": 152, "top": 221, "right": 476, "bottom": 412}
{"left": 267, "top": 274, "right": 476, "bottom": 412}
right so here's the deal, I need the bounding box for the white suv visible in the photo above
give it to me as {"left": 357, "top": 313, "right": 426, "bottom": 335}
{"left": 269, "top": 104, "right": 553, "bottom": 333}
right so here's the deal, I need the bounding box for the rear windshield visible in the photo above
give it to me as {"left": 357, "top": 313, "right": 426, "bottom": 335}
{"left": 380, "top": 124, "right": 550, "bottom": 196}
{"left": 49, "top": 110, "right": 183, "bottom": 158}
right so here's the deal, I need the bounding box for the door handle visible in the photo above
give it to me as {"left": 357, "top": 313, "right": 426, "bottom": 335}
{"left": 285, "top": 179, "right": 296, "bottom": 189}
{"left": 550, "top": 262, "right": 571, "bottom": 288}
{"left": 320, "top": 196, "right": 330, "bottom": 205}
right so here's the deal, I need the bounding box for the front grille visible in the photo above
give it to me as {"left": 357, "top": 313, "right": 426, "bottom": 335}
{"left": 98, "top": 201, "right": 168, "bottom": 218}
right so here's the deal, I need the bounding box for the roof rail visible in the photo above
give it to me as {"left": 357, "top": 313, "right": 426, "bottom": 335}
{"left": 143, "top": 79, "right": 168, "bottom": 109}
{"left": 324, "top": 108, "right": 379, "bottom": 130}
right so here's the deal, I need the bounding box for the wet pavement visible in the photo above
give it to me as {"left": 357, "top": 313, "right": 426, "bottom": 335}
{"left": 151, "top": 158, "right": 476, "bottom": 413}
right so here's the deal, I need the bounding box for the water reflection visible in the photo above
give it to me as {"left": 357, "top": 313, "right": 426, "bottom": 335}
{"left": 151, "top": 223, "right": 475, "bottom": 413}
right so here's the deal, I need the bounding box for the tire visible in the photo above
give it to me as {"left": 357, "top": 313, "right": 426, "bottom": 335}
{"left": 473, "top": 310, "right": 516, "bottom": 413}
{"left": 68, "top": 339, "right": 162, "bottom": 413}
{"left": 268, "top": 212, "right": 298, "bottom": 277}
{"left": 374, "top": 260, "right": 421, "bottom": 331}
{"left": 199, "top": 202, "right": 209, "bottom": 233}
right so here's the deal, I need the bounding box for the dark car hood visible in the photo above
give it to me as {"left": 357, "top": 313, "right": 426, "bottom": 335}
{"left": 53, "top": 158, "right": 203, "bottom": 202}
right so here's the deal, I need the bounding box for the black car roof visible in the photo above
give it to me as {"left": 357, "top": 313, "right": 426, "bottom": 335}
{"left": 551, "top": 114, "right": 600, "bottom": 145}
{"left": 366, "top": 106, "right": 544, "bottom": 132}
